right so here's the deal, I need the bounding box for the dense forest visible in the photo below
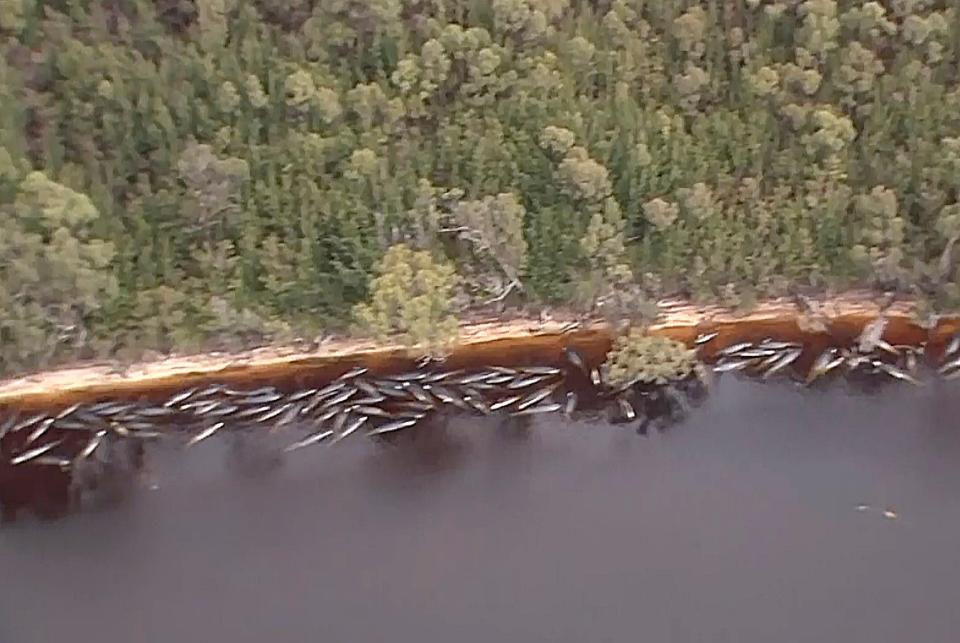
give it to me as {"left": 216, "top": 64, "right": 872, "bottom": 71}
{"left": 1, "top": 0, "right": 959, "bottom": 375}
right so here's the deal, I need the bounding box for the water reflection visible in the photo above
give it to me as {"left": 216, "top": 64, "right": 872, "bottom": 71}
{"left": 3, "top": 378, "right": 960, "bottom": 642}
{"left": 1, "top": 331, "right": 958, "bottom": 524}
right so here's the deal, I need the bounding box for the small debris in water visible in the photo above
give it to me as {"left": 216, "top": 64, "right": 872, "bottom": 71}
{"left": 855, "top": 504, "right": 900, "bottom": 521}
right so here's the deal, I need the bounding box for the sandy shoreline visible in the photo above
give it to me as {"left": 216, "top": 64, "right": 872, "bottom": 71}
{"left": 0, "top": 292, "right": 944, "bottom": 407}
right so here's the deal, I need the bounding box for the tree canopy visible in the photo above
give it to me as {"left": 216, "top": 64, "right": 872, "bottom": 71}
{"left": 353, "top": 243, "right": 460, "bottom": 355}
{"left": 1, "top": 0, "right": 959, "bottom": 375}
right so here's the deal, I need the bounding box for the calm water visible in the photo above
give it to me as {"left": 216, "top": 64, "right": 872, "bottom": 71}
{"left": 3, "top": 377, "right": 960, "bottom": 643}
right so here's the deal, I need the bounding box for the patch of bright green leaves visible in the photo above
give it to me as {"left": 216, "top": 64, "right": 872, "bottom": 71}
{"left": 353, "top": 244, "right": 460, "bottom": 356}
{"left": 603, "top": 328, "right": 697, "bottom": 387}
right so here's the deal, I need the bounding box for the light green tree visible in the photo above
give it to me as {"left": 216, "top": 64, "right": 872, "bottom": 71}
{"left": 353, "top": 244, "right": 460, "bottom": 355}
{"left": 0, "top": 171, "right": 116, "bottom": 369}
{"left": 603, "top": 328, "right": 698, "bottom": 387}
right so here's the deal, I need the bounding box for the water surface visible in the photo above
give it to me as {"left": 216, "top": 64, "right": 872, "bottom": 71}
{"left": 3, "top": 377, "right": 960, "bottom": 643}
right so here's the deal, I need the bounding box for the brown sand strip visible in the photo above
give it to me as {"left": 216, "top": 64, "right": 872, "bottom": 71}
{"left": 0, "top": 292, "right": 956, "bottom": 410}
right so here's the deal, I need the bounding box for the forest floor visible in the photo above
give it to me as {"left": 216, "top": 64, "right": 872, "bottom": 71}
{"left": 0, "top": 290, "right": 935, "bottom": 406}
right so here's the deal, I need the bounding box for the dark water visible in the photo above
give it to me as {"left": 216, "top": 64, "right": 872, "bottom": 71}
{"left": 3, "top": 377, "right": 960, "bottom": 643}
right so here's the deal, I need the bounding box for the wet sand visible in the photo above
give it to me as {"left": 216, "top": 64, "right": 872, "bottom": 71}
{"left": 3, "top": 376, "right": 960, "bottom": 643}
{"left": 0, "top": 291, "right": 953, "bottom": 411}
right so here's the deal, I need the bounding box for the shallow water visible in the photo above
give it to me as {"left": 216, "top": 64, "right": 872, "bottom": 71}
{"left": 3, "top": 376, "right": 960, "bottom": 643}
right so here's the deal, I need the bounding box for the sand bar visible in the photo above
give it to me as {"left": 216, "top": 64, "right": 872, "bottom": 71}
{"left": 0, "top": 291, "right": 954, "bottom": 408}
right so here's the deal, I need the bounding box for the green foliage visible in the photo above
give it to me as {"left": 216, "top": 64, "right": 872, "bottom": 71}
{"left": 353, "top": 243, "right": 460, "bottom": 355}
{"left": 2, "top": 0, "right": 960, "bottom": 376}
{"left": 0, "top": 171, "right": 117, "bottom": 371}
{"left": 0, "top": 0, "right": 27, "bottom": 33}
{"left": 603, "top": 329, "right": 698, "bottom": 387}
